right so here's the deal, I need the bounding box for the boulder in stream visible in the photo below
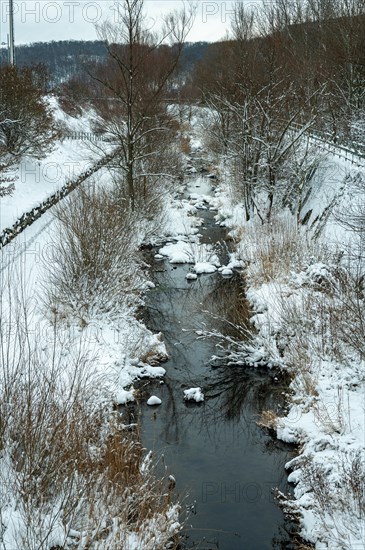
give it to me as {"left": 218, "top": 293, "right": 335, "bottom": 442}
{"left": 184, "top": 387, "right": 204, "bottom": 402}
{"left": 147, "top": 396, "right": 162, "bottom": 406}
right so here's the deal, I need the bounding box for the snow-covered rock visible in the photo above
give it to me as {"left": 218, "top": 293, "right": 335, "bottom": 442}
{"left": 193, "top": 262, "right": 218, "bottom": 274}
{"left": 183, "top": 387, "right": 204, "bottom": 402}
{"left": 147, "top": 396, "right": 162, "bottom": 406}
{"left": 159, "top": 241, "right": 194, "bottom": 264}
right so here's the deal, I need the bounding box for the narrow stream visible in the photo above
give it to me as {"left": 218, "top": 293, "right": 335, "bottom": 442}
{"left": 140, "top": 177, "right": 295, "bottom": 549}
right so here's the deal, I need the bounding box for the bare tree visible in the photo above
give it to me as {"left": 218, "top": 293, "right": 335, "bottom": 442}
{"left": 91, "top": 0, "right": 194, "bottom": 211}
{"left": 0, "top": 65, "right": 59, "bottom": 163}
{"left": 195, "top": 2, "right": 323, "bottom": 221}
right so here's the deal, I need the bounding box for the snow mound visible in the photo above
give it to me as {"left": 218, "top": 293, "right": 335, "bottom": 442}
{"left": 183, "top": 387, "right": 204, "bottom": 402}
{"left": 159, "top": 241, "right": 194, "bottom": 264}
{"left": 218, "top": 253, "right": 244, "bottom": 277}
{"left": 159, "top": 241, "right": 220, "bottom": 268}
{"left": 190, "top": 138, "right": 202, "bottom": 150}
{"left": 186, "top": 272, "right": 198, "bottom": 280}
{"left": 115, "top": 389, "right": 135, "bottom": 405}
{"left": 227, "top": 252, "right": 245, "bottom": 269}
{"left": 304, "top": 262, "right": 337, "bottom": 289}
{"left": 147, "top": 396, "right": 162, "bottom": 406}
{"left": 193, "top": 262, "right": 217, "bottom": 274}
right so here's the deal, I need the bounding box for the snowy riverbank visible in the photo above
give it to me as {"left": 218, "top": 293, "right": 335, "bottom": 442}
{"left": 213, "top": 149, "right": 365, "bottom": 549}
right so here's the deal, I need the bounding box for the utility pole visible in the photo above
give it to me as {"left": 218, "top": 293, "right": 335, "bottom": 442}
{"left": 9, "top": 0, "right": 15, "bottom": 65}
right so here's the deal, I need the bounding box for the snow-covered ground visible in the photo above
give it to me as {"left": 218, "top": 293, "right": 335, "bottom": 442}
{"left": 1, "top": 101, "right": 167, "bottom": 403}
{"left": 1, "top": 140, "right": 91, "bottom": 231}
{"left": 1, "top": 98, "right": 112, "bottom": 233}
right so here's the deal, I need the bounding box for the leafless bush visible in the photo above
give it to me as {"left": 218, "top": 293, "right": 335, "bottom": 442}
{"left": 287, "top": 262, "right": 365, "bottom": 364}
{"left": 335, "top": 172, "right": 365, "bottom": 238}
{"left": 278, "top": 290, "right": 329, "bottom": 376}
{"left": 341, "top": 450, "right": 365, "bottom": 519}
{"left": 298, "top": 452, "right": 365, "bottom": 548}
{"left": 325, "top": 271, "right": 365, "bottom": 362}
{"left": 45, "top": 181, "right": 143, "bottom": 321}
{"left": 108, "top": 160, "right": 176, "bottom": 244}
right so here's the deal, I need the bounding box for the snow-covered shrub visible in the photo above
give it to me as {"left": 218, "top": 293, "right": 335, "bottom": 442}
{"left": 236, "top": 215, "right": 325, "bottom": 286}
{"left": 290, "top": 451, "right": 365, "bottom": 549}
{"left": 0, "top": 174, "right": 16, "bottom": 197}
{"left": 46, "top": 181, "right": 143, "bottom": 321}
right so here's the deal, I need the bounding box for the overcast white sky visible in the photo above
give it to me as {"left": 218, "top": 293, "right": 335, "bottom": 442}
{"left": 0, "top": 0, "right": 259, "bottom": 46}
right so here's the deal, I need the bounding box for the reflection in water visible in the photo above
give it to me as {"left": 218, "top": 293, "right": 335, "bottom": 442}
{"left": 145, "top": 263, "right": 251, "bottom": 351}
{"left": 201, "top": 273, "right": 252, "bottom": 342}
{"left": 204, "top": 366, "right": 282, "bottom": 423}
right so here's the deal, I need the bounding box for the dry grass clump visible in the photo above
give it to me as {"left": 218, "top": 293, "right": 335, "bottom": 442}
{"left": 256, "top": 410, "right": 279, "bottom": 431}
{"left": 45, "top": 181, "right": 141, "bottom": 321}
{"left": 236, "top": 216, "right": 324, "bottom": 285}
{"left": 277, "top": 295, "right": 321, "bottom": 396}
{"left": 287, "top": 348, "right": 319, "bottom": 398}
{"left": 180, "top": 135, "right": 191, "bottom": 154}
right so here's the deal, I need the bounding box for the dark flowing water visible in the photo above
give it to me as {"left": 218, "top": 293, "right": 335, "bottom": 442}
{"left": 140, "top": 178, "right": 295, "bottom": 549}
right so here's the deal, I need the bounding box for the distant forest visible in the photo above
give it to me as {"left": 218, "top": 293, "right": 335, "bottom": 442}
{"left": 0, "top": 40, "right": 209, "bottom": 85}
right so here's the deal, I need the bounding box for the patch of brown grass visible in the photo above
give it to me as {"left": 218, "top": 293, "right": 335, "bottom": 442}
{"left": 257, "top": 409, "right": 279, "bottom": 431}
{"left": 180, "top": 135, "right": 191, "bottom": 154}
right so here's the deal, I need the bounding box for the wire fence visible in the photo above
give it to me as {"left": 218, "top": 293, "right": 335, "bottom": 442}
{"left": 64, "top": 131, "right": 118, "bottom": 143}
{"left": 290, "top": 122, "right": 365, "bottom": 168}
{"left": 0, "top": 147, "right": 119, "bottom": 250}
